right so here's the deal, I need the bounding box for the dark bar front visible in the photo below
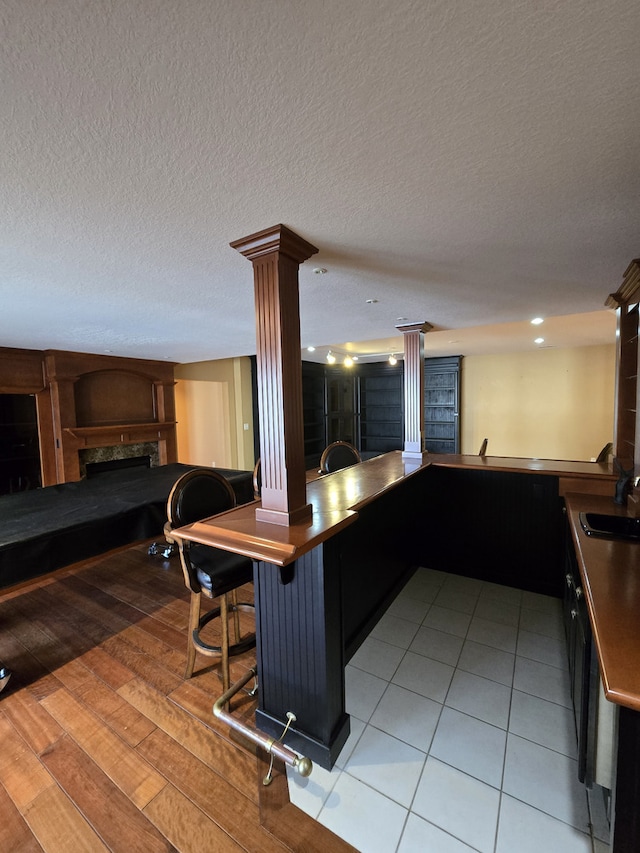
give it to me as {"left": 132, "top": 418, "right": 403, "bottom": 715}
{"left": 254, "top": 544, "right": 350, "bottom": 769}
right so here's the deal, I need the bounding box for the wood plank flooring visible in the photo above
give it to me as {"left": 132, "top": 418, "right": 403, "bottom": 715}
{"left": 0, "top": 543, "right": 356, "bottom": 852}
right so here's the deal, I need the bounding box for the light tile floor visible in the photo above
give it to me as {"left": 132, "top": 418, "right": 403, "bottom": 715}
{"left": 287, "top": 567, "right": 612, "bottom": 853}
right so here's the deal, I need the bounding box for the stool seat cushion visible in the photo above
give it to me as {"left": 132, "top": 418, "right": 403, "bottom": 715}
{"left": 189, "top": 544, "right": 253, "bottom": 597}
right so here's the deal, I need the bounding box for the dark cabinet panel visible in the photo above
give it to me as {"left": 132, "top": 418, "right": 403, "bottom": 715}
{"left": 357, "top": 363, "right": 403, "bottom": 454}
{"left": 302, "top": 361, "right": 327, "bottom": 469}
{"left": 564, "top": 521, "right": 598, "bottom": 786}
{"left": 326, "top": 370, "right": 357, "bottom": 446}
{"left": 415, "top": 465, "right": 564, "bottom": 597}
{"left": 298, "top": 362, "right": 405, "bottom": 460}
{"left": 251, "top": 358, "right": 329, "bottom": 470}
{"left": 324, "top": 363, "right": 404, "bottom": 453}
{"left": 424, "top": 356, "right": 461, "bottom": 454}
{"left": 257, "top": 358, "right": 461, "bottom": 465}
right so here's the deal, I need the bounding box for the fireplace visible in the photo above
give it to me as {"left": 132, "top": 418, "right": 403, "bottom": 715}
{"left": 85, "top": 455, "right": 151, "bottom": 478}
{"left": 78, "top": 441, "right": 160, "bottom": 479}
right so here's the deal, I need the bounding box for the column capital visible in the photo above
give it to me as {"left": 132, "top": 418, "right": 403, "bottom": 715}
{"left": 230, "top": 224, "right": 318, "bottom": 264}
{"left": 395, "top": 321, "right": 433, "bottom": 335}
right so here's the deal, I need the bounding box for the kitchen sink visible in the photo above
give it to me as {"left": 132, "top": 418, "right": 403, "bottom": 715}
{"left": 579, "top": 512, "right": 640, "bottom": 541}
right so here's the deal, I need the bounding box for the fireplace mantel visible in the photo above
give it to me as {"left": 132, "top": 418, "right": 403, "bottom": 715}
{"left": 64, "top": 422, "right": 176, "bottom": 446}
{"left": 46, "top": 349, "right": 178, "bottom": 483}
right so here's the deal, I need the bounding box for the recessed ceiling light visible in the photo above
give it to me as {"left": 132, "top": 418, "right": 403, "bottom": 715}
{"left": 313, "top": 267, "right": 327, "bottom": 275}
{"left": 306, "top": 346, "right": 316, "bottom": 352}
{"left": 531, "top": 317, "right": 544, "bottom": 325}
{"left": 534, "top": 337, "right": 545, "bottom": 344}
{"left": 366, "top": 298, "right": 378, "bottom": 304}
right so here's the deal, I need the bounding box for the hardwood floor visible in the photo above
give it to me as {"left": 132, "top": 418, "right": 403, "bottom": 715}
{"left": 0, "top": 543, "right": 356, "bottom": 852}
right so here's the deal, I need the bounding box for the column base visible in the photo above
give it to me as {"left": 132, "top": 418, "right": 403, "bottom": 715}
{"left": 255, "top": 503, "right": 313, "bottom": 526}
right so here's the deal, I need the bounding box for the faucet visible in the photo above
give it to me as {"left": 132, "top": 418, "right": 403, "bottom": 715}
{"left": 613, "top": 457, "right": 634, "bottom": 505}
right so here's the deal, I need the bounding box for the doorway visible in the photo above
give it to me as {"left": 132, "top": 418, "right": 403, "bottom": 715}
{"left": 0, "top": 394, "right": 42, "bottom": 495}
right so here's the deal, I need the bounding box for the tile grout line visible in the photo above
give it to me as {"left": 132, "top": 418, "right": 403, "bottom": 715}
{"left": 307, "top": 570, "right": 598, "bottom": 852}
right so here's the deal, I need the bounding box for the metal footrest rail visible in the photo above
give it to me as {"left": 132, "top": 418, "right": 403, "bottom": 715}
{"left": 212, "top": 667, "right": 312, "bottom": 784}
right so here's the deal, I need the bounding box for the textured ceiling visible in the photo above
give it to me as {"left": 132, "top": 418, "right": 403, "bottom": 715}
{"left": 1, "top": 0, "right": 638, "bottom": 364}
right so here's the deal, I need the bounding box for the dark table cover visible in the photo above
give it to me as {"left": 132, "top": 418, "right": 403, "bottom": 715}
{"left": 0, "top": 464, "right": 253, "bottom": 588}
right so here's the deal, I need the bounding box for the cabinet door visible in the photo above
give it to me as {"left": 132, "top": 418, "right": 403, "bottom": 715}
{"left": 326, "top": 372, "right": 356, "bottom": 445}
{"left": 564, "top": 528, "right": 594, "bottom": 785}
{"left": 358, "top": 363, "right": 403, "bottom": 454}
{"left": 424, "top": 356, "right": 461, "bottom": 453}
{"left": 302, "top": 361, "right": 327, "bottom": 469}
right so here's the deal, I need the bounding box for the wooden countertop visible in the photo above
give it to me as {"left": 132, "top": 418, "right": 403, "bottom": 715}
{"left": 565, "top": 492, "right": 640, "bottom": 712}
{"left": 170, "top": 450, "right": 615, "bottom": 565}
{"left": 170, "top": 451, "right": 431, "bottom": 566}
{"left": 427, "top": 453, "right": 616, "bottom": 479}
{"left": 171, "top": 451, "right": 616, "bottom": 567}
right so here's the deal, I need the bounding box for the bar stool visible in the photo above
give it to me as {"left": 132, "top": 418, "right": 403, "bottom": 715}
{"left": 252, "top": 457, "right": 262, "bottom": 499}
{"left": 319, "top": 441, "right": 362, "bottom": 474}
{"left": 166, "top": 468, "right": 256, "bottom": 690}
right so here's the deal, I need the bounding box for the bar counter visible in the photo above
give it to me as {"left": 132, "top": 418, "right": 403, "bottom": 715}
{"left": 426, "top": 453, "right": 614, "bottom": 476}
{"left": 427, "top": 452, "right": 616, "bottom": 496}
{"left": 565, "top": 492, "right": 640, "bottom": 853}
{"left": 170, "top": 451, "right": 431, "bottom": 567}
{"left": 171, "top": 452, "right": 615, "bottom": 567}
{"left": 565, "top": 492, "right": 640, "bottom": 712}
{"left": 170, "top": 451, "right": 617, "bottom": 770}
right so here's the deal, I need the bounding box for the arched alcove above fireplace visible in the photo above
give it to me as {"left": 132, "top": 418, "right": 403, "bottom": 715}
{"left": 46, "top": 350, "right": 178, "bottom": 483}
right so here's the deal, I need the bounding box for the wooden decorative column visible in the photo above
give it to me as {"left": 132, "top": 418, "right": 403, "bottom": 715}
{"left": 231, "top": 224, "right": 318, "bottom": 526}
{"left": 44, "top": 353, "right": 81, "bottom": 482}
{"left": 396, "top": 321, "right": 432, "bottom": 459}
{"left": 607, "top": 259, "right": 640, "bottom": 469}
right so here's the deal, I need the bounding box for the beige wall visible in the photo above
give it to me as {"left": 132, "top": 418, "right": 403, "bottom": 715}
{"left": 174, "top": 379, "right": 231, "bottom": 467}
{"left": 174, "top": 357, "right": 255, "bottom": 470}
{"left": 175, "top": 346, "right": 615, "bottom": 469}
{"left": 460, "top": 344, "right": 616, "bottom": 460}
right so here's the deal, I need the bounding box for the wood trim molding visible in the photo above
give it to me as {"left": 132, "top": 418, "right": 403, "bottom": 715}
{"left": 232, "top": 225, "right": 318, "bottom": 526}
{"left": 63, "top": 422, "right": 176, "bottom": 441}
{"left": 0, "top": 347, "right": 46, "bottom": 393}
{"left": 230, "top": 223, "right": 319, "bottom": 264}
{"left": 606, "top": 259, "right": 640, "bottom": 308}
